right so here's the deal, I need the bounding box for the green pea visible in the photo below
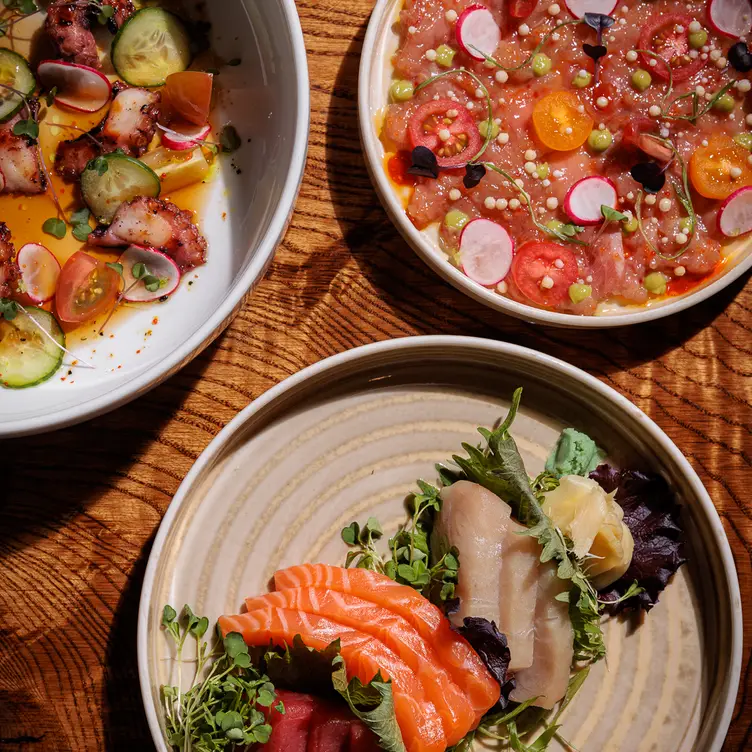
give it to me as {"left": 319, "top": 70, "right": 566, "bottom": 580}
{"left": 546, "top": 219, "right": 565, "bottom": 233}
{"left": 532, "top": 54, "right": 552, "bottom": 77}
{"left": 478, "top": 119, "right": 500, "bottom": 139}
{"left": 571, "top": 71, "right": 592, "bottom": 88}
{"left": 631, "top": 69, "right": 652, "bottom": 92}
{"left": 622, "top": 215, "right": 639, "bottom": 233}
{"left": 536, "top": 162, "right": 550, "bottom": 179}
{"left": 587, "top": 128, "right": 613, "bottom": 152}
{"left": 734, "top": 133, "right": 752, "bottom": 150}
{"left": 435, "top": 44, "right": 456, "bottom": 68}
{"left": 644, "top": 271, "right": 667, "bottom": 295}
{"left": 688, "top": 29, "right": 708, "bottom": 49}
{"left": 444, "top": 209, "right": 470, "bottom": 230}
{"left": 713, "top": 93, "right": 736, "bottom": 113}
{"left": 390, "top": 79, "right": 414, "bottom": 102}
{"left": 568, "top": 283, "right": 592, "bottom": 304}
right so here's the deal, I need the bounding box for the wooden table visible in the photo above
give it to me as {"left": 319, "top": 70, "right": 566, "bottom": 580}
{"left": 1, "top": 2, "right": 751, "bottom": 750}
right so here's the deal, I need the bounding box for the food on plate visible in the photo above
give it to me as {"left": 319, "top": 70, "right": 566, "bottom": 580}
{"left": 0, "top": 0, "right": 242, "bottom": 389}
{"left": 381, "top": 0, "right": 752, "bottom": 314}
{"left": 159, "top": 389, "right": 686, "bottom": 751}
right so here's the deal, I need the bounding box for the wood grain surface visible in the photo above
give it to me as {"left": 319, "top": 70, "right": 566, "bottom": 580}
{"left": 1, "top": 2, "right": 751, "bottom": 750}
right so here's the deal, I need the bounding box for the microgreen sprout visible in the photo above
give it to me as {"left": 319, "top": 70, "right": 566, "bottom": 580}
{"left": 97, "top": 261, "right": 166, "bottom": 334}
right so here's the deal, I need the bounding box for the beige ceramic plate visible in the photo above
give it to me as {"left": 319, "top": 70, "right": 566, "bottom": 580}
{"left": 138, "top": 337, "right": 741, "bottom": 751}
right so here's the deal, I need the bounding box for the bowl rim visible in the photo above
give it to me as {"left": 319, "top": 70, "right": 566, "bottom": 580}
{"left": 0, "top": 0, "right": 311, "bottom": 438}
{"left": 137, "top": 334, "right": 742, "bottom": 752}
{"left": 357, "top": 0, "right": 752, "bottom": 329}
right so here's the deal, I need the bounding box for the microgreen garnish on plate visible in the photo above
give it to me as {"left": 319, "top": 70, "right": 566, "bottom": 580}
{"left": 219, "top": 124, "right": 241, "bottom": 153}
{"left": 463, "top": 162, "right": 486, "bottom": 189}
{"left": 729, "top": 42, "right": 752, "bottom": 73}
{"left": 408, "top": 146, "right": 440, "bottom": 179}
{"left": 0, "top": 297, "right": 19, "bottom": 321}
{"left": 42, "top": 217, "right": 66, "bottom": 239}
{"left": 70, "top": 206, "right": 93, "bottom": 242}
{"left": 582, "top": 13, "right": 615, "bottom": 87}
{"left": 0, "top": 0, "right": 38, "bottom": 36}
{"left": 630, "top": 161, "right": 666, "bottom": 194}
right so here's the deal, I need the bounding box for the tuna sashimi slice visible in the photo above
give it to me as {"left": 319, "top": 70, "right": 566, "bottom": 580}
{"left": 307, "top": 699, "right": 352, "bottom": 752}
{"left": 219, "top": 608, "right": 446, "bottom": 752}
{"left": 434, "top": 481, "right": 510, "bottom": 625}
{"left": 348, "top": 722, "right": 381, "bottom": 751}
{"left": 498, "top": 518, "right": 541, "bottom": 671}
{"left": 259, "top": 690, "right": 315, "bottom": 752}
{"left": 509, "top": 562, "right": 574, "bottom": 709}
{"left": 273, "top": 564, "right": 500, "bottom": 715}
{"left": 245, "top": 588, "right": 476, "bottom": 745}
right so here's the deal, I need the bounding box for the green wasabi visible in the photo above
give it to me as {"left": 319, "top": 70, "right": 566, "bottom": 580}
{"left": 545, "top": 428, "right": 606, "bottom": 478}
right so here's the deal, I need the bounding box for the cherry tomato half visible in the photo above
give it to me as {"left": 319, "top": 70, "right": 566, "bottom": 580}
{"left": 639, "top": 14, "right": 705, "bottom": 82}
{"left": 511, "top": 242, "right": 579, "bottom": 307}
{"left": 532, "top": 91, "right": 593, "bottom": 152}
{"left": 56, "top": 251, "right": 121, "bottom": 325}
{"left": 689, "top": 135, "right": 752, "bottom": 199}
{"left": 164, "top": 71, "right": 214, "bottom": 126}
{"left": 408, "top": 99, "right": 483, "bottom": 169}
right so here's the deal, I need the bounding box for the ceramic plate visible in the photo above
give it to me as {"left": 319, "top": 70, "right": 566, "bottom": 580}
{"left": 0, "top": 0, "right": 309, "bottom": 437}
{"left": 138, "top": 336, "right": 741, "bottom": 752}
{"left": 358, "top": 0, "right": 752, "bottom": 328}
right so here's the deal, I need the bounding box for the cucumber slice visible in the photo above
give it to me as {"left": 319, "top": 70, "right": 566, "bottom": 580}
{"left": 0, "top": 307, "right": 64, "bottom": 389}
{"left": 0, "top": 50, "right": 36, "bottom": 122}
{"left": 81, "top": 153, "right": 161, "bottom": 224}
{"left": 112, "top": 8, "right": 192, "bottom": 87}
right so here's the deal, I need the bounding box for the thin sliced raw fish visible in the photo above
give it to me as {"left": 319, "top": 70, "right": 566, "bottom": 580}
{"left": 509, "top": 562, "right": 574, "bottom": 709}
{"left": 245, "top": 588, "right": 476, "bottom": 744}
{"left": 348, "top": 722, "right": 381, "bottom": 751}
{"left": 259, "top": 689, "right": 315, "bottom": 751}
{"left": 219, "top": 608, "right": 446, "bottom": 752}
{"left": 273, "top": 564, "right": 500, "bottom": 715}
{"left": 307, "top": 699, "right": 352, "bottom": 752}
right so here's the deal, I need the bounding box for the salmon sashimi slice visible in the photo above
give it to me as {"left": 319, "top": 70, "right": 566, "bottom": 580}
{"left": 509, "top": 562, "right": 574, "bottom": 710}
{"left": 259, "top": 689, "right": 315, "bottom": 751}
{"left": 273, "top": 564, "right": 500, "bottom": 715}
{"left": 245, "top": 588, "right": 476, "bottom": 744}
{"left": 219, "top": 607, "right": 446, "bottom": 752}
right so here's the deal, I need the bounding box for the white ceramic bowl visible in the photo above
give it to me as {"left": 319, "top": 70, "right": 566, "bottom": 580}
{"left": 358, "top": 0, "right": 752, "bottom": 328}
{"left": 0, "top": 0, "right": 309, "bottom": 437}
{"left": 138, "top": 336, "right": 741, "bottom": 752}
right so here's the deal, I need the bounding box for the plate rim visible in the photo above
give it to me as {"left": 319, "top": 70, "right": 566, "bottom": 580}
{"left": 0, "top": 0, "right": 311, "bottom": 438}
{"left": 357, "top": 0, "right": 752, "bottom": 329}
{"left": 136, "top": 334, "right": 743, "bottom": 752}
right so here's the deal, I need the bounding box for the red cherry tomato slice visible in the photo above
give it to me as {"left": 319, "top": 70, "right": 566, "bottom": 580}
{"left": 511, "top": 242, "right": 579, "bottom": 307}
{"left": 56, "top": 251, "right": 121, "bottom": 324}
{"left": 408, "top": 99, "right": 483, "bottom": 169}
{"left": 509, "top": 0, "right": 536, "bottom": 18}
{"left": 164, "top": 71, "right": 213, "bottom": 126}
{"left": 639, "top": 14, "right": 705, "bottom": 82}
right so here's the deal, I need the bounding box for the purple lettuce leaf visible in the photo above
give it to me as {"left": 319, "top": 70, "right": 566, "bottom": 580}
{"left": 590, "top": 464, "right": 686, "bottom": 613}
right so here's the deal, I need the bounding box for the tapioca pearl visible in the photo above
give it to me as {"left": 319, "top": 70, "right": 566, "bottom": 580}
{"left": 660, "top": 127, "right": 670, "bottom": 138}
{"left": 475, "top": 88, "right": 485, "bottom": 98}
{"left": 731, "top": 166, "right": 743, "bottom": 179}
{"left": 553, "top": 170, "right": 564, "bottom": 179}
{"left": 548, "top": 3, "right": 560, "bottom": 15}
{"left": 514, "top": 178, "right": 525, "bottom": 189}
{"left": 546, "top": 197, "right": 559, "bottom": 210}
{"left": 536, "top": 206, "right": 546, "bottom": 214}
{"left": 675, "top": 233, "right": 688, "bottom": 244}
{"left": 551, "top": 32, "right": 561, "bottom": 41}
{"left": 509, "top": 198, "right": 521, "bottom": 209}
{"left": 619, "top": 18, "right": 627, "bottom": 26}
{"left": 497, "top": 280, "right": 508, "bottom": 294}
{"left": 449, "top": 188, "right": 461, "bottom": 201}
{"left": 439, "top": 128, "right": 451, "bottom": 141}
{"left": 447, "top": 109, "right": 459, "bottom": 117}
{"left": 542, "top": 178, "right": 551, "bottom": 187}
{"left": 596, "top": 97, "right": 609, "bottom": 109}
{"left": 689, "top": 20, "right": 702, "bottom": 32}
{"left": 496, "top": 198, "right": 508, "bottom": 210}
{"left": 660, "top": 236, "right": 669, "bottom": 244}
{"left": 445, "top": 9, "right": 458, "bottom": 22}
{"left": 701, "top": 53, "right": 708, "bottom": 60}
{"left": 645, "top": 194, "right": 657, "bottom": 205}
{"left": 649, "top": 105, "right": 662, "bottom": 117}
{"left": 675, "top": 25, "right": 685, "bottom": 33}
{"left": 408, "top": 25, "right": 417, "bottom": 34}
{"left": 695, "top": 85, "right": 705, "bottom": 95}
{"left": 626, "top": 50, "right": 638, "bottom": 62}
{"left": 649, "top": 58, "right": 657, "bottom": 67}
{"left": 701, "top": 138, "right": 709, "bottom": 146}
{"left": 497, "top": 132, "right": 509, "bottom": 144}
{"left": 498, "top": 97, "right": 507, "bottom": 105}
{"left": 553, "top": 258, "right": 564, "bottom": 269}
{"left": 746, "top": 114, "right": 752, "bottom": 127}
{"left": 738, "top": 80, "right": 752, "bottom": 93}
{"left": 564, "top": 126, "right": 573, "bottom": 134}
{"left": 524, "top": 161, "right": 537, "bottom": 174}
{"left": 519, "top": 23, "right": 531, "bottom": 36}
{"left": 626, "top": 191, "right": 635, "bottom": 201}
{"left": 689, "top": 50, "right": 699, "bottom": 59}
{"left": 425, "top": 49, "right": 437, "bottom": 61}
{"left": 524, "top": 149, "right": 537, "bottom": 160}
{"left": 586, "top": 275, "right": 593, "bottom": 283}
{"left": 620, "top": 5, "right": 628, "bottom": 12}
{"left": 716, "top": 57, "right": 727, "bottom": 69}
{"left": 674, "top": 266, "right": 686, "bottom": 276}
{"left": 540, "top": 275, "right": 554, "bottom": 289}
{"left": 484, "top": 196, "right": 497, "bottom": 209}
{"left": 466, "top": 101, "right": 475, "bottom": 110}
{"left": 494, "top": 118, "right": 502, "bottom": 125}
{"left": 701, "top": 46, "right": 709, "bottom": 53}
{"left": 577, "top": 105, "right": 585, "bottom": 114}
{"left": 433, "top": 93, "right": 441, "bottom": 100}
{"left": 495, "top": 70, "right": 509, "bottom": 84}
{"left": 710, "top": 49, "right": 721, "bottom": 61}
{"left": 649, "top": 258, "right": 658, "bottom": 268}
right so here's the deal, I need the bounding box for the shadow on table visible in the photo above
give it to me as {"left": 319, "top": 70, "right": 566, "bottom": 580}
{"left": 320, "top": 16, "right": 751, "bottom": 376}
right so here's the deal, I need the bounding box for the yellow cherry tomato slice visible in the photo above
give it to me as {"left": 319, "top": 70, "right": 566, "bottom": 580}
{"left": 532, "top": 91, "right": 594, "bottom": 152}
{"left": 689, "top": 135, "right": 752, "bottom": 200}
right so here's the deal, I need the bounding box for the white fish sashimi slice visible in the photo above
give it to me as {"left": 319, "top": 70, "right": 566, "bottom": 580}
{"left": 435, "top": 481, "right": 511, "bottom": 628}
{"left": 498, "top": 519, "right": 540, "bottom": 671}
{"left": 510, "top": 561, "right": 574, "bottom": 710}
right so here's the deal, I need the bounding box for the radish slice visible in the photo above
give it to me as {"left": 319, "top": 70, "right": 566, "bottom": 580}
{"left": 564, "top": 176, "right": 618, "bottom": 226}
{"left": 37, "top": 60, "right": 112, "bottom": 113}
{"left": 159, "top": 122, "right": 212, "bottom": 151}
{"left": 456, "top": 5, "right": 501, "bottom": 61}
{"left": 708, "top": 0, "right": 752, "bottom": 39}
{"left": 563, "top": 0, "right": 617, "bottom": 18}
{"left": 118, "top": 245, "right": 181, "bottom": 302}
{"left": 718, "top": 186, "right": 752, "bottom": 237}
{"left": 459, "top": 218, "right": 514, "bottom": 286}
{"left": 17, "top": 243, "right": 61, "bottom": 303}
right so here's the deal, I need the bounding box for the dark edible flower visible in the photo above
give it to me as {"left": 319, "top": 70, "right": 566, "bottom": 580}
{"left": 630, "top": 161, "right": 666, "bottom": 194}
{"left": 583, "top": 12, "right": 615, "bottom": 31}
{"left": 463, "top": 162, "right": 486, "bottom": 189}
{"left": 729, "top": 42, "right": 752, "bottom": 73}
{"left": 583, "top": 43, "right": 608, "bottom": 62}
{"left": 407, "top": 146, "right": 440, "bottom": 179}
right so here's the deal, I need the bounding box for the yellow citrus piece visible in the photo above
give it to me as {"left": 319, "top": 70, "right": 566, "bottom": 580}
{"left": 532, "top": 91, "right": 594, "bottom": 152}
{"left": 689, "top": 135, "right": 752, "bottom": 200}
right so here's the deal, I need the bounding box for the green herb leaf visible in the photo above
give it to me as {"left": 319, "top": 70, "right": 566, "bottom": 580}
{"left": 106, "top": 262, "right": 123, "bottom": 277}
{"left": 220, "top": 124, "right": 241, "bottom": 153}
{"left": 97, "top": 3, "right": 115, "bottom": 23}
{"left": 0, "top": 297, "right": 19, "bottom": 321}
{"left": 70, "top": 206, "right": 90, "bottom": 226}
{"left": 341, "top": 521, "right": 360, "bottom": 545}
{"left": 45, "top": 86, "right": 58, "bottom": 107}
{"left": 143, "top": 274, "right": 161, "bottom": 293}
{"left": 72, "top": 223, "right": 92, "bottom": 242}
{"left": 161, "top": 604, "right": 177, "bottom": 626}
{"left": 42, "top": 217, "right": 66, "bottom": 239}
{"left": 131, "top": 262, "right": 148, "bottom": 280}
{"left": 223, "top": 631, "right": 248, "bottom": 659}
{"left": 88, "top": 155, "right": 109, "bottom": 176}
{"left": 13, "top": 118, "right": 38, "bottom": 140}
{"left": 601, "top": 205, "right": 628, "bottom": 222}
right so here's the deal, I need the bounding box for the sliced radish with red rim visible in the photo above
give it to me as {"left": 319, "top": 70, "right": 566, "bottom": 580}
{"left": 17, "top": 243, "right": 61, "bottom": 303}
{"left": 459, "top": 218, "right": 514, "bottom": 286}
{"left": 456, "top": 5, "right": 501, "bottom": 61}
{"left": 564, "top": 176, "right": 618, "bottom": 225}
{"left": 159, "top": 122, "right": 212, "bottom": 151}
{"left": 708, "top": 0, "right": 752, "bottom": 40}
{"left": 718, "top": 186, "right": 752, "bottom": 237}
{"left": 118, "top": 245, "right": 181, "bottom": 302}
{"left": 563, "top": 0, "right": 617, "bottom": 19}
{"left": 37, "top": 60, "right": 112, "bottom": 113}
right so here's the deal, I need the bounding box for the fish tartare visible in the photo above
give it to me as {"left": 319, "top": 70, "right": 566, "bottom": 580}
{"left": 381, "top": 0, "right": 752, "bottom": 315}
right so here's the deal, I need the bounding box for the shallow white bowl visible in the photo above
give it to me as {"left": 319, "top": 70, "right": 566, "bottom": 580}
{"left": 358, "top": 0, "right": 752, "bottom": 328}
{"left": 138, "top": 336, "right": 741, "bottom": 752}
{"left": 0, "top": 0, "right": 309, "bottom": 437}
